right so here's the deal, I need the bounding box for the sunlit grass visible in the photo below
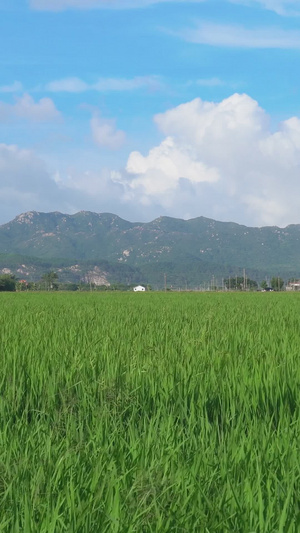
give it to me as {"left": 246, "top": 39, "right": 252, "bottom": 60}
{"left": 1, "top": 292, "right": 300, "bottom": 531}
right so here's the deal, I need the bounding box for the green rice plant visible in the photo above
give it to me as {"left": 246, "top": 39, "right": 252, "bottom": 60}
{"left": 1, "top": 291, "right": 300, "bottom": 531}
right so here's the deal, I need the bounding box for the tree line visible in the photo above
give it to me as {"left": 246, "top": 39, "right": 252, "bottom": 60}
{"left": 0, "top": 272, "right": 142, "bottom": 292}
{"left": 0, "top": 271, "right": 289, "bottom": 292}
{"left": 223, "top": 276, "right": 284, "bottom": 291}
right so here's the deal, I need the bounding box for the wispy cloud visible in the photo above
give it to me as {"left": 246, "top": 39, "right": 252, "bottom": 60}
{"left": 45, "top": 76, "right": 164, "bottom": 93}
{"left": 177, "top": 22, "right": 300, "bottom": 48}
{"left": 91, "top": 114, "right": 126, "bottom": 150}
{"left": 30, "top": 0, "right": 205, "bottom": 11}
{"left": 0, "top": 81, "right": 23, "bottom": 94}
{"left": 28, "top": 0, "right": 300, "bottom": 14}
{"left": 93, "top": 76, "right": 163, "bottom": 91}
{"left": 196, "top": 78, "right": 226, "bottom": 87}
{"left": 45, "top": 78, "right": 89, "bottom": 93}
{"left": 231, "top": 0, "right": 300, "bottom": 16}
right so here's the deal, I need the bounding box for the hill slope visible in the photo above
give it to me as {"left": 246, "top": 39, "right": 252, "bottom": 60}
{"left": 0, "top": 211, "right": 300, "bottom": 286}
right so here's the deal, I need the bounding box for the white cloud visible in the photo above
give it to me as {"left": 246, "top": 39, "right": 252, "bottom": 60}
{"left": 93, "top": 76, "right": 163, "bottom": 91}
{"left": 28, "top": 0, "right": 300, "bottom": 14}
{"left": 231, "top": 0, "right": 300, "bottom": 16}
{"left": 45, "top": 76, "right": 163, "bottom": 93}
{"left": 62, "top": 168, "right": 125, "bottom": 199}
{"left": 91, "top": 114, "right": 126, "bottom": 150}
{"left": 260, "top": 0, "right": 300, "bottom": 14}
{"left": 177, "top": 22, "right": 300, "bottom": 48}
{"left": 30, "top": 0, "right": 205, "bottom": 10}
{"left": 0, "top": 81, "right": 23, "bottom": 93}
{"left": 0, "top": 144, "right": 55, "bottom": 194}
{"left": 121, "top": 93, "right": 300, "bottom": 226}
{"left": 0, "top": 144, "right": 128, "bottom": 225}
{"left": 3, "top": 94, "right": 300, "bottom": 228}
{"left": 127, "top": 137, "right": 219, "bottom": 195}
{"left": 0, "top": 94, "right": 61, "bottom": 122}
{"left": 45, "top": 78, "right": 89, "bottom": 93}
{"left": 0, "top": 144, "right": 67, "bottom": 223}
{"left": 196, "top": 78, "right": 225, "bottom": 87}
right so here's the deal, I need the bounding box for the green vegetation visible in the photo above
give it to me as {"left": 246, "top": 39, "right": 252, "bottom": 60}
{"left": 41, "top": 271, "right": 59, "bottom": 291}
{"left": 224, "top": 276, "right": 258, "bottom": 290}
{"left": 0, "top": 253, "right": 143, "bottom": 288}
{"left": 2, "top": 211, "right": 300, "bottom": 287}
{"left": 0, "top": 274, "right": 16, "bottom": 291}
{"left": 1, "top": 291, "right": 300, "bottom": 531}
{"left": 271, "top": 276, "right": 285, "bottom": 291}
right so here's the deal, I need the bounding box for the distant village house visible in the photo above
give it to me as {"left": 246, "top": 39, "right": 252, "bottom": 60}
{"left": 286, "top": 281, "right": 300, "bottom": 291}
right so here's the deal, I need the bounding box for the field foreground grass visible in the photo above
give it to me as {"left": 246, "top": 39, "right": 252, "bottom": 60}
{"left": 1, "top": 291, "right": 300, "bottom": 532}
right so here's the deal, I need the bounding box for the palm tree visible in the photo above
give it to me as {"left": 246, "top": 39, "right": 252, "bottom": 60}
{"left": 42, "top": 271, "right": 58, "bottom": 291}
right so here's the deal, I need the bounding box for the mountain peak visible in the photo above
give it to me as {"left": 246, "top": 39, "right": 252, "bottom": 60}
{"left": 15, "top": 211, "right": 39, "bottom": 224}
{"left": 1, "top": 211, "right": 300, "bottom": 283}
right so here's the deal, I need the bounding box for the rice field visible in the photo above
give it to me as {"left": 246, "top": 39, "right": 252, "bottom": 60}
{"left": 1, "top": 291, "right": 300, "bottom": 532}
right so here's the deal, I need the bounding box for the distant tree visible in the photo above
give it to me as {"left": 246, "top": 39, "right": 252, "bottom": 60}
{"left": 0, "top": 274, "right": 16, "bottom": 292}
{"left": 59, "top": 283, "right": 78, "bottom": 291}
{"left": 41, "top": 271, "right": 58, "bottom": 291}
{"left": 270, "top": 277, "right": 284, "bottom": 291}
{"left": 224, "top": 276, "right": 257, "bottom": 290}
{"left": 16, "top": 280, "right": 28, "bottom": 292}
{"left": 260, "top": 280, "right": 268, "bottom": 290}
{"left": 27, "top": 282, "right": 38, "bottom": 291}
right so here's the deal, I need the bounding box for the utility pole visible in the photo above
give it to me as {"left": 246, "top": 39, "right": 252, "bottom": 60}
{"left": 164, "top": 273, "right": 167, "bottom": 292}
{"left": 243, "top": 269, "right": 247, "bottom": 291}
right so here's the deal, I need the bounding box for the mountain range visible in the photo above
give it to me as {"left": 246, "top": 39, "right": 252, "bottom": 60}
{"left": 0, "top": 210, "right": 300, "bottom": 288}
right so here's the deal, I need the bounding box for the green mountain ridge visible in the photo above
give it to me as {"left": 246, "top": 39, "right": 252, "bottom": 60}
{"left": 0, "top": 210, "right": 300, "bottom": 287}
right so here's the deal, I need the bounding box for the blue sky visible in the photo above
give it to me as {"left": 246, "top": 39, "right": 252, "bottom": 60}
{"left": 1, "top": 0, "right": 300, "bottom": 226}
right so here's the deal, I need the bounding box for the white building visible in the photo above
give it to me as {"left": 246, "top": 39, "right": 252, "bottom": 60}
{"left": 286, "top": 280, "right": 300, "bottom": 291}
{"left": 133, "top": 285, "right": 146, "bottom": 292}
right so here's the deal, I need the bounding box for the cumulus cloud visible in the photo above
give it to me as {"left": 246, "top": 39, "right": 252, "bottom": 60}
{"left": 127, "top": 137, "right": 219, "bottom": 195}
{"left": 121, "top": 93, "right": 300, "bottom": 226}
{"left": 0, "top": 144, "right": 56, "bottom": 194}
{"left": 45, "top": 76, "right": 163, "bottom": 93}
{"left": 3, "top": 94, "right": 300, "bottom": 228}
{"left": 0, "top": 94, "right": 61, "bottom": 122}
{"left": 91, "top": 114, "right": 126, "bottom": 150}
{"left": 30, "top": 0, "right": 205, "bottom": 10}
{"left": 0, "top": 144, "right": 67, "bottom": 223}
{"left": 177, "top": 22, "right": 300, "bottom": 48}
{"left": 0, "top": 144, "right": 129, "bottom": 225}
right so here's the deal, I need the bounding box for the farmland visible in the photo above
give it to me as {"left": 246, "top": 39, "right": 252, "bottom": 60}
{"left": 1, "top": 291, "right": 300, "bottom": 532}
